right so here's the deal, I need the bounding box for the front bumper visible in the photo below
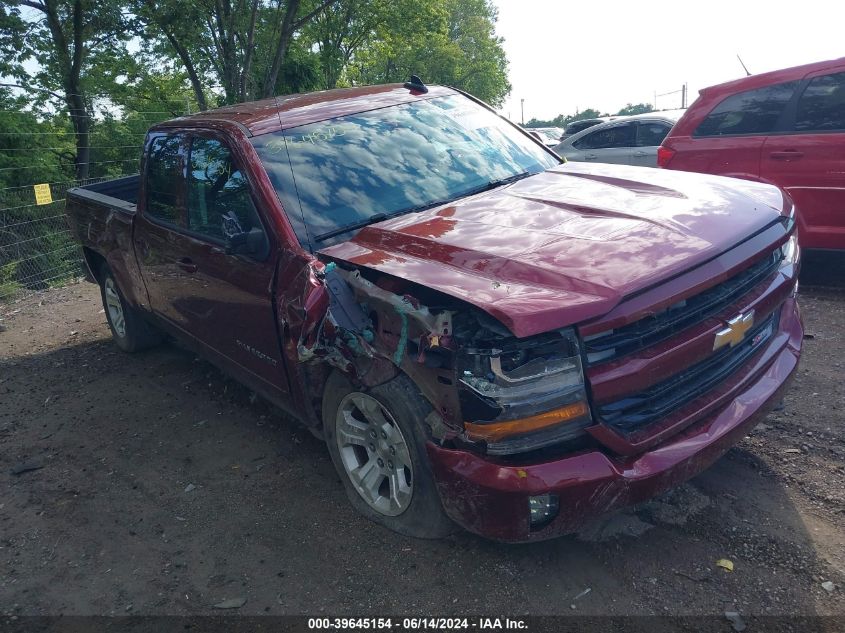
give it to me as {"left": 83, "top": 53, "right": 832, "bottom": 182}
{"left": 426, "top": 298, "right": 802, "bottom": 542}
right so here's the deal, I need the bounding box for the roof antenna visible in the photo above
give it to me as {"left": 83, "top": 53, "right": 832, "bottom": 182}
{"left": 737, "top": 54, "right": 752, "bottom": 76}
{"left": 404, "top": 75, "right": 428, "bottom": 94}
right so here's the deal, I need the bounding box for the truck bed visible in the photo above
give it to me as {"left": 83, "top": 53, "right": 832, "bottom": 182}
{"left": 69, "top": 175, "right": 140, "bottom": 214}
{"left": 65, "top": 174, "right": 146, "bottom": 306}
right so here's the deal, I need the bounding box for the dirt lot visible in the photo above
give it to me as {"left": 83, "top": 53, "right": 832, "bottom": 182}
{"left": 1, "top": 253, "right": 843, "bottom": 626}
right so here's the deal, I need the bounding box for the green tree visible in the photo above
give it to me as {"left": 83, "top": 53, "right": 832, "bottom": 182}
{"left": 137, "top": 0, "right": 335, "bottom": 106}
{"left": 526, "top": 107, "right": 606, "bottom": 129}
{"left": 308, "top": 0, "right": 382, "bottom": 90}
{"left": 2, "top": 0, "right": 135, "bottom": 179}
{"left": 616, "top": 102, "right": 654, "bottom": 116}
{"left": 346, "top": 0, "right": 510, "bottom": 106}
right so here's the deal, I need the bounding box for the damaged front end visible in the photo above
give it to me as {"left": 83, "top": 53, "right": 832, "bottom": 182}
{"left": 296, "top": 260, "right": 594, "bottom": 455}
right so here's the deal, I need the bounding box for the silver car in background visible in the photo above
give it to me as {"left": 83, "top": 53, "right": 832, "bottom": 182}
{"left": 526, "top": 127, "right": 565, "bottom": 148}
{"left": 553, "top": 110, "right": 684, "bottom": 167}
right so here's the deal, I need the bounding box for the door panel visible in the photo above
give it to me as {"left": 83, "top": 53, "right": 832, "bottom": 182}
{"left": 136, "top": 133, "right": 190, "bottom": 326}
{"left": 135, "top": 213, "right": 193, "bottom": 327}
{"left": 584, "top": 147, "right": 633, "bottom": 164}
{"left": 165, "top": 233, "right": 287, "bottom": 390}
{"left": 572, "top": 123, "right": 636, "bottom": 164}
{"left": 631, "top": 121, "right": 671, "bottom": 167}
{"left": 762, "top": 133, "right": 845, "bottom": 249}
{"left": 762, "top": 68, "right": 845, "bottom": 249}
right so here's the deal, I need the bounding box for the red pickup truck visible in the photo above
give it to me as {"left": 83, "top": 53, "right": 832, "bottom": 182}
{"left": 66, "top": 83, "right": 802, "bottom": 542}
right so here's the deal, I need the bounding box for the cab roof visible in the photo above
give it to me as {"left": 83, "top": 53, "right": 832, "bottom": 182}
{"left": 155, "top": 84, "right": 458, "bottom": 137}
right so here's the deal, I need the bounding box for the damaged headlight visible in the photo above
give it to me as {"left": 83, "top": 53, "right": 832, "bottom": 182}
{"left": 458, "top": 328, "right": 593, "bottom": 455}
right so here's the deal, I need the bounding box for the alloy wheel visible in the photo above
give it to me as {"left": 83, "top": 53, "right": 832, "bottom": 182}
{"left": 335, "top": 392, "right": 414, "bottom": 516}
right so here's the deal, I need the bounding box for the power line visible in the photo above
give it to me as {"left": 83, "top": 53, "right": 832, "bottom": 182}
{"left": 0, "top": 211, "right": 68, "bottom": 228}
{"left": 0, "top": 177, "right": 111, "bottom": 193}
{"left": 1, "top": 242, "right": 76, "bottom": 267}
{"left": 0, "top": 159, "right": 138, "bottom": 173}
{"left": 0, "top": 145, "right": 141, "bottom": 152}
{"left": 1, "top": 229, "right": 71, "bottom": 248}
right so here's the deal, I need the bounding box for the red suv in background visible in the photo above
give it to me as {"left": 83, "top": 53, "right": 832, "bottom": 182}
{"left": 659, "top": 57, "right": 845, "bottom": 250}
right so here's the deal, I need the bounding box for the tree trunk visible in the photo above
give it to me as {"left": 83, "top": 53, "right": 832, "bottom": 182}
{"left": 239, "top": 0, "right": 260, "bottom": 101}
{"left": 67, "top": 91, "right": 90, "bottom": 181}
{"left": 263, "top": 0, "right": 301, "bottom": 98}
{"left": 264, "top": 0, "right": 338, "bottom": 97}
{"left": 39, "top": 0, "right": 92, "bottom": 180}
{"left": 162, "top": 29, "right": 209, "bottom": 111}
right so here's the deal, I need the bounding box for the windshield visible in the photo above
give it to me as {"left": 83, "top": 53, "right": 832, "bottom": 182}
{"left": 252, "top": 94, "right": 560, "bottom": 250}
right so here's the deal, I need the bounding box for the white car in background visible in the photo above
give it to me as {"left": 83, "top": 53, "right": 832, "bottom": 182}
{"left": 553, "top": 110, "right": 685, "bottom": 167}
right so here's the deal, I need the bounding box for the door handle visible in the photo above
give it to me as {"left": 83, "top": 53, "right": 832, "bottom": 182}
{"left": 769, "top": 150, "right": 804, "bottom": 161}
{"left": 177, "top": 257, "right": 198, "bottom": 273}
{"left": 633, "top": 151, "right": 648, "bottom": 157}
{"left": 585, "top": 153, "right": 598, "bottom": 160}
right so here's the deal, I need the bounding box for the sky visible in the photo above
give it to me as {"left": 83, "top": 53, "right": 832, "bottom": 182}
{"left": 491, "top": 0, "right": 845, "bottom": 123}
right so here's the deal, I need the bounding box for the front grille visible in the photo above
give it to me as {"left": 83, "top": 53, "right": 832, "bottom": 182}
{"left": 597, "top": 312, "right": 777, "bottom": 434}
{"left": 584, "top": 249, "right": 782, "bottom": 365}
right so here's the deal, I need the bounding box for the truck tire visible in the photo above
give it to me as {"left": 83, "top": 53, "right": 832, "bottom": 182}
{"left": 99, "top": 265, "right": 162, "bottom": 353}
{"left": 322, "top": 371, "right": 456, "bottom": 539}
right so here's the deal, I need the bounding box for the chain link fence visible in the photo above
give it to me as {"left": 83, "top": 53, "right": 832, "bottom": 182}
{"left": 1, "top": 177, "right": 109, "bottom": 301}
{"left": 0, "top": 104, "right": 188, "bottom": 304}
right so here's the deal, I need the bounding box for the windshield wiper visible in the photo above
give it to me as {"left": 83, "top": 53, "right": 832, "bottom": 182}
{"left": 313, "top": 170, "right": 537, "bottom": 243}
{"left": 484, "top": 170, "right": 534, "bottom": 190}
{"left": 314, "top": 200, "right": 445, "bottom": 243}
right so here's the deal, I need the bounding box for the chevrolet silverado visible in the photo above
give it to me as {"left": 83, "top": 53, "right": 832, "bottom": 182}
{"left": 65, "top": 82, "right": 802, "bottom": 542}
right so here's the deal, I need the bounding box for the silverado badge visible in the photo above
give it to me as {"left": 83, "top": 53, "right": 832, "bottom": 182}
{"left": 714, "top": 310, "right": 755, "bottom": 351}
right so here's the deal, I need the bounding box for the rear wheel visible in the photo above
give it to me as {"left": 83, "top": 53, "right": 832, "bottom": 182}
{"left": 99, "top": 265, "right": 162, "bottom": 352}
{"left": 322, "top": 371, "right": 456, "bottom": 538}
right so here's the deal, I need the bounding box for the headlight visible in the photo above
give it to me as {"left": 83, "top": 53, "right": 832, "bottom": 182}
{"left": 780, "top": 203, "right": 797, "bottom": 232}
{"left": 458, "top": 328, "right": 593, "bottom": 455}
{"left": 779, "top": 229, "right": 799, "bottom": 297}
{"left": 780, "top": 233, "right": 798, "bottom": 268}
{"left": 779, "top": 202, "right": 799, "bottom": 286}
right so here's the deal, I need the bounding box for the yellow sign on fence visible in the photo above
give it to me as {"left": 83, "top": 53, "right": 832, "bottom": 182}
{"left": 33, "top": 183, "right": 53, "bottom": 205}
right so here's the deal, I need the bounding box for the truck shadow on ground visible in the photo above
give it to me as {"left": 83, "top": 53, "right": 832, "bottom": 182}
{"left": 800, "top": 250, "right": 845, "bottom": 289}
{"left": 1, "top": 330, "right": 833, "bottom": 620}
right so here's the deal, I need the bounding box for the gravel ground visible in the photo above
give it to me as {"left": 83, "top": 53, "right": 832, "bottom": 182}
{"left": 0, "top": 253, "right": 843, "bottom": 627}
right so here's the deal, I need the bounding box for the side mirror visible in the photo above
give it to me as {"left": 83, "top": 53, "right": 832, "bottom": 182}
{"left": 225, "top": 227, "right": 266, "bottom": 257}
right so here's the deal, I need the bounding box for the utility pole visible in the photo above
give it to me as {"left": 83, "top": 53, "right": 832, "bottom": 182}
{"left": 681, "top": 83, "right": 687, "bottom": 109}
{"left": 520, "top": 98, "right": 525, "bottom": 125}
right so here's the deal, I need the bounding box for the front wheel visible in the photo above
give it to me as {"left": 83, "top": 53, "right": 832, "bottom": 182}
{"left": 99, "top": 265, "right": 162, "bottom": 353}
{"left": 322, "top": 371, "right": 456, "bottom": 539}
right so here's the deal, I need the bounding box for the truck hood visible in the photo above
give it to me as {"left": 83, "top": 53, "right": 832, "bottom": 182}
{"left": 319, "top": 162, "right": 787, "bottom": 338}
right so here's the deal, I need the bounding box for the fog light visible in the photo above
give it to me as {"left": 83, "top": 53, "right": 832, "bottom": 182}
{"left": 529, "top": 493, "right": 559, "bottom": 528}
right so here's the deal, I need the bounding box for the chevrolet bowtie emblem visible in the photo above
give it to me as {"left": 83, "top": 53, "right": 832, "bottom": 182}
{"left": 714, "top": 310, "right": 755, "bottom": 351}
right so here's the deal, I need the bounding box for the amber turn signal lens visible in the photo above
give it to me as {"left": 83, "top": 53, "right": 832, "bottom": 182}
{"left": 465, "top": 401, "right": 589, "bottom": 442}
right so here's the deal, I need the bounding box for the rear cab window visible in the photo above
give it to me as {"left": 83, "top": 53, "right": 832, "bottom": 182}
{"left": 146, "top": 134, "right": 186, "bottom": 225}
{"left": 694, "top": 81, "right": 799, "bottom": 137}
